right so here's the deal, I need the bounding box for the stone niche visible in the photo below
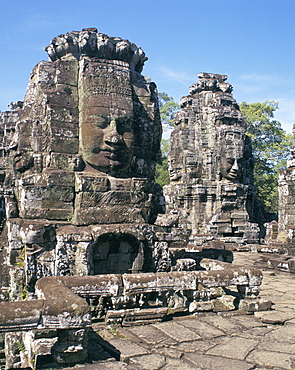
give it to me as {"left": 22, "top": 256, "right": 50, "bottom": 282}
{"left": 164, "top": 73, "right": 263, "bottom": 245}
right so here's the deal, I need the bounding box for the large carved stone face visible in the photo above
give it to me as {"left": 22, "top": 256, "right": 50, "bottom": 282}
{"left": 80, "top": 109, "right": 134, "bottom": 172}
{"left": 220, "top": 156, "right": 243, "bottom": 182}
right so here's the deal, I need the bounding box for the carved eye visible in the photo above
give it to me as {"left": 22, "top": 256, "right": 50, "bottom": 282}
{"left": 94, "top": 115, "right": 110, "bottom": 129}
{"left": 116, "top": 117, "right": 132, "bottom": 135}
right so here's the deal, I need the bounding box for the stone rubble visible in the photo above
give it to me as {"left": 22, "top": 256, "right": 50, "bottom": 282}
{"left": 54, "top": 252, "right": 295, "bottom": 370}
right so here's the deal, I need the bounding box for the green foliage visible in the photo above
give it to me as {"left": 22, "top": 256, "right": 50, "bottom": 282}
{"left": 240, "top": 101, "right": 292, "bottom": 213}
{"left": 15, "top": 340, "right": 26, "bottom": 353}
{"left": 156, "top": 139, "right": 170, "bottom": 186}
{"left": 158, "top": 92, "right": 179, "bottom": 131}
{"left": 155, "top": 92, "right": 179, "bottom": 186}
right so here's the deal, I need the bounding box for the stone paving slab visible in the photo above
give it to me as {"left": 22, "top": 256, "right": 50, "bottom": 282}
{"left": 152, "top": 321, "right": 202, "bottom": 342}
{"left": 183, "top": 352, "right": 255, "bottom": 369}
{"left": 63, "top": 361, "right": 129, "bottom": 370}
{"left": 231, "top": 325, "right": 274, "bottom": 338}
{"left": 246, "top": 349, "right": 295, "bottom": 369}
{"left": 263, "top": 325, "right": 295, "bottom": 343}
{"left": 83, "top": 252, "right": 295, "bottom": 370}
{"left": 129, "top": 354, "right": 166, "bottom": 369}
{"left": 257, "top": 341, "right": 295, "bottom": 354}
{"left": 171, "top": 339, "right": 215, "bottom": 354}
{"left": 255, "top": 309, "right": 295, "bottom": 324}
{"left": 206, "top": 336, "right": 258, "bottom": 360}
{"left": 176, "top": 316, "right": 225, "bottom": 339}
{"left": 106, "top": 338, "right": 149, "bottom": 363}
{"left": 151, "top": 346, "right": 183, "bottom": 359}
{"left": 124, "top": 324, "right": 173, "bottom": 346}
{"left": 195, "top": 312, "right": 244, "bottom": 333}
{"left": 162, "top": 357, "right": 201, "bottom": 369}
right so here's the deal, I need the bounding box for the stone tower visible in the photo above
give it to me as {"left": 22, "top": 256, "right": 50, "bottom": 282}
{"left": 276, "top": 124, "right": 295, "bottom": 244}
{"left": 165, "top": 73, "right": 261, "bottom": 244}
{"left": 0, "top": 29, "right": 192, "bottom": 300}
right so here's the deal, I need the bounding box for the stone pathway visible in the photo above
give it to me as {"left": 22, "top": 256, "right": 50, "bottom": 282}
{"left": 65, "top": 252, "right": 295, "bottom": 370}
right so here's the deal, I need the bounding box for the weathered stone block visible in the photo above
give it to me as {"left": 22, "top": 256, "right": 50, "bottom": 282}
{"left": 75, "top": 174, "right": 110, "bottom": 192}
{"left": 51, "top": 137, "right": 79, "bottom": 154}
{"left": 239, "top": 298, "right": 272, "bottom": 312}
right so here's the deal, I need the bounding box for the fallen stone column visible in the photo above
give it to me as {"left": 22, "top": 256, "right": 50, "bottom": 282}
{"left": 35, "top": 277, "right": 91, "bottom": 329}
{"left": 0, "top": 300, "right": 43, "bottom": 332}
{"left": 0, "top": 276, "right": 91, "bottom": 332}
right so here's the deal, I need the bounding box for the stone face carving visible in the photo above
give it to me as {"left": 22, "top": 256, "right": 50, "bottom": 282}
{"left": 165, "top": 73, "right": 261, "bottom": 244}
{"left": 6, "top": 29, "right": 162, "bottom": 225}
{"left": 0, "top": 29, "right": 190, "bottom": 304}
{"left": 0, "top": 32, "right": 272, "bottom": 369}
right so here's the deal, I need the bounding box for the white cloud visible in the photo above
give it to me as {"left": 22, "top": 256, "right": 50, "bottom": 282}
{"left": 156, "top": 66, "right": 195, "bottom": 86}
{"left": 239, "top": 73, "right": 275, "bottom": 83}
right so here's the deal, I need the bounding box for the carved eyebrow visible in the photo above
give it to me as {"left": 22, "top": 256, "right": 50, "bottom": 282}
{"left": 116, "top": 116, "right": 132, "bottom": 121}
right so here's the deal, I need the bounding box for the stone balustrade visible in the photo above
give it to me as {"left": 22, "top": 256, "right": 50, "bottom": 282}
{"left": 0, "top": 260, "right": 262, "bottom": 332}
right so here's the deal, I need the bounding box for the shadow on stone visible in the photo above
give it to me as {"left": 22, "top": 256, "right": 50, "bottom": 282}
{"left": 87, "top": 329, "right": 119, "bottom": 362}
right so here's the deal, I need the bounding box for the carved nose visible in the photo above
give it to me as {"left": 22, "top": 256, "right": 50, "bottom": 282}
{"left": 105, "top": 131, "right": 123, "bottom": 145}
{"left": 107, "top": 133, "right": 121, "bottom": 143}
{"left": 104, "top": 118, "right": 124, "bottom": 145}
{"left": 232, "top": 160, "right": 239, "bottom": 170}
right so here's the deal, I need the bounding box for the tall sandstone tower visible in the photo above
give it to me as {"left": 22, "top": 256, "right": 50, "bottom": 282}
{"left": 165, "top": 73, "right": 262, "bottom": 245}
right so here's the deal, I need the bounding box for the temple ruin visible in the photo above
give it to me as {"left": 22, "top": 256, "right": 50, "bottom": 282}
{"left": 0, "top": 29, "right": 272, "bottom": 368}
{"left": 164, "top": 72, "right": 263, "bottom": 246}
{"left": 256, "top": 124, "right": 295, "bottom": 273}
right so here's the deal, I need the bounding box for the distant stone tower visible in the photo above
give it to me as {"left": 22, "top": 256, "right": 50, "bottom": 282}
{"left": 277, "top": 124, "right": 295, "bottom": 244}
{"left": 165, "top": 73, "right": 261, "bottom": 244}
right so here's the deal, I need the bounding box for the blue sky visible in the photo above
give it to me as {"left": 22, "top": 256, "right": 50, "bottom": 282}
{"left": 0, "top": 0, "right": 294, "bottom": 133}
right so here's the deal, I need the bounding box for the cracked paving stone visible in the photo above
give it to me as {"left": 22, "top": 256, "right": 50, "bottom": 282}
{"left": 128, "top": 354, "right": 166, "bottom": 370}
{"left": 257, "top": 341, "right": 295, "bottom": 354}
{"left": 171, "top": 340, "right": 216, "bottom": 354}
{"left": 228, "top": 314, "right": 267, "bottom": 329}
{"left": 232, "top": 325, "right": 274, "bottom": 338}
{"left": 107, "top": 338, "right": 149, "bottom": 363}
{"left": 124, "top": 325, "right": 172, "bottom": 346}
{"left": 176, "top": 316, "right": 225, "bottom": 339}
{"left": 152, "top": 346, "right": 183, "bottom": 359}
{"left": 206, "top": 336, "right": 258, "bottom": 360}
{"left": 195, "top": 314, "right": 243, "bottom": 334}
{"left": 255, "top": 310, "right": 295, "bottom": 324}
{"left": 162, "top": 357, "right": 201, "bottom": 369}
{"left": 152, "top": 321, "right": 201, "bottom": 342}
{"left": 183, "top": 352, "right": 255, "bottom": 369}
{"left": 63, "top": 361, "right": 129, "bottom": 370}
{"left": 264, "top": 325, "right": 295, "bottom": 342}
{"left": 246, "top": 349, "right": 295, "bottom": 369}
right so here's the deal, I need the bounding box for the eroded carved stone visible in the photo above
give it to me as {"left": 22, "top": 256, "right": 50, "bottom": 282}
{"left": 164, "top": 73, "right": 263, "bottom": 244}
{"left": 0, "top": 32, "right": 270, "bottom": 369}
